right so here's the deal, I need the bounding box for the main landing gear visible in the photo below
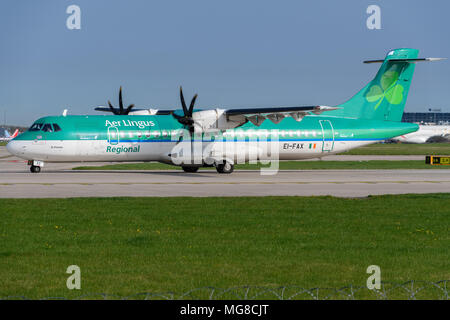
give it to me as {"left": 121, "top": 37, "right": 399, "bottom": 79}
{"left": 215, "top": 160, "right": 234, "bottom": 174}
{"left": 182, "top": 166, "right": 200, "bottom": 173}
{"left": 180, "top": 160, "right": 234, "bottom": 174}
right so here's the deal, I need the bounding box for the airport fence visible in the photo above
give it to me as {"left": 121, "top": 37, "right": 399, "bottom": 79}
{"left": 1, "top": 280, "right": 448, "bottom": 300}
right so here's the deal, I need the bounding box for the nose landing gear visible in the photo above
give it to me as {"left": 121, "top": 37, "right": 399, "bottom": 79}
{"left": 30, "top": 165, "right": 41, "bottom": 173}
{"left": 28, "top": 160, "right": 44, "bottom": 173}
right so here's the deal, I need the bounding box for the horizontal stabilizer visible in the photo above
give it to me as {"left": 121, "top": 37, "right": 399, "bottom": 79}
{"left": 364, "top": 57, "right": 446, "bottom": 64}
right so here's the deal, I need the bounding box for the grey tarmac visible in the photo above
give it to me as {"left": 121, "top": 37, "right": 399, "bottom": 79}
{"left": 1, "top": 147, "right": 447, "bottom": 198}
{"left": 0, "top": 168, "right": 449, "bottom": 198}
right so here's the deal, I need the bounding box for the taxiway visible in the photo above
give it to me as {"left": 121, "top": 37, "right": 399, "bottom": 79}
{"left": 1, "top": 147, "right": 448, "bottom": 198}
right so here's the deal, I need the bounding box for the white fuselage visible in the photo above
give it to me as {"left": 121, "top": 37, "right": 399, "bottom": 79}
{"left": 7, "top": 135, "right": 376, "bottom": 164}
{"left": 7, "top": 115, "right": 417, "bottom": 167}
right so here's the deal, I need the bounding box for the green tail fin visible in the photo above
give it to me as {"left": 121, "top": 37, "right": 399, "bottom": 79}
{"left": 331, "top": 48, "right": 419, "bottom": 122}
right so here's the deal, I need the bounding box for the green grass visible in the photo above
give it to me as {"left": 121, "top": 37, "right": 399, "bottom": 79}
{"left": 1, "top": 195, "right": 449, "bottom": 299}
{"left": 340, "top": 142, "right": 450, "bottom": 155}
{"left": 73, "top": 160, "right": 450, "bottom": 171}
{"left": 0, "top": 141, "right": 6, "bottom": 146}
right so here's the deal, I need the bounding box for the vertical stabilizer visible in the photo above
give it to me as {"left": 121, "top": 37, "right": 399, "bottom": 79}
{"left": 11, "top": 129, "right": 19, "bottom": 139}
{"left": 331, "top": 48, "right": 420, "bottom": 121}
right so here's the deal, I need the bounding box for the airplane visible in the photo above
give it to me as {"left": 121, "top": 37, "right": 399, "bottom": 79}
{"left": 6, "top": 48, "right": 445, "bottom": 173}
{"left": 392, "top": 124, "right": 450, "bottom": 143}
{"left": 0, "top": 128, "right": 19, "bottom": 142}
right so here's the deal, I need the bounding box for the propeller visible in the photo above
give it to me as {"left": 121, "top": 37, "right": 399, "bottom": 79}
{"left": 172, "top": 86, "right": 197, "bottom": 132}
{"left": 172, "top": 87, "right": 199, "bottom": 165}
{"left": 107, "top": 86, "right": 135, "bottom": 115}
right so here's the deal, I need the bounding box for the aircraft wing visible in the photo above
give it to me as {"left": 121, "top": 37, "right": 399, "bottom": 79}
{"left": 223, "top": 105, "right": 339, "bottom": 126}
{"left": 95, "top": 104, "right": 340, "bottom": 131}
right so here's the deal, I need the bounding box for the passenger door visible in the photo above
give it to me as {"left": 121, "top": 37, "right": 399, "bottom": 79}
{"left": 319, "top": 120, "right": 335, "bottom": 152}
{"left": 107, "top": 126, "right": 120, "bottom": 145}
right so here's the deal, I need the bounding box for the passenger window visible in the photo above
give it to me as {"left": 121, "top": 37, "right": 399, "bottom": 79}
{"left": 42, "top": 124, "right": 53, "bottom": 132}
{"left": 53, "top": 124, "right": 62, "bottom": 132}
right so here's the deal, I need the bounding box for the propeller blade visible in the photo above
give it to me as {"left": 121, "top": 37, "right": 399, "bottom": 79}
{"left": 125, "top": 104, "right": 135, "bottom": 114}
{"left": 180, "top": 86, "right": 188, "bottom": 116}
{"left": 119, "top": 86, "right": 124, "bottom": 114}
{"left": 108, "top": 100, "right": 118, "bottom": 115}
{"left": 188, "top": 94, "right": 197, "bottom": 116}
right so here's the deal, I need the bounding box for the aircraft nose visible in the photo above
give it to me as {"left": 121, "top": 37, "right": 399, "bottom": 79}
{"left": 6, "top": 140, "right": 19, "bottom": 156}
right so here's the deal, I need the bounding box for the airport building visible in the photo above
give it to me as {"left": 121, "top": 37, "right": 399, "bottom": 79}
{"left": 402, "top": 112, "right": 450, "bottom": 124}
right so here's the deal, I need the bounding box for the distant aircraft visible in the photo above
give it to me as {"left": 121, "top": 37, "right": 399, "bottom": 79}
{"left": 6, "top": 48, "right": 445, "bottom": 173}
{"left": 392, "top": 125, "right": 450, "bottom": 143}
{"left": 0, "top": 128, "right": 19, "bottom": 142}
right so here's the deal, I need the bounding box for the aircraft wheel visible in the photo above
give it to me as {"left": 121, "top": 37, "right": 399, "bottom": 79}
{"left": 30, "top": 165, "right": 41, "bottom": 173}
{"left": 182, "top": 166, "right": 199, "bottom": 173}
{"left": 216, "top": 161, "right": 234, "bottom": 174}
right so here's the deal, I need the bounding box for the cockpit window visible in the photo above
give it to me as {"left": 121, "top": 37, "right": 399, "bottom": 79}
{"left": 29, "top": 123, "right": 61, "bottom": 132}
{"left": 42, "top": 124, "right": 54, "bottom": 132}
{"left": 29, "top": 123, "right": 43, "bottom": 131}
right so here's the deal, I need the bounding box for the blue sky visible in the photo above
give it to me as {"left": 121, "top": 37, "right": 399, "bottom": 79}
{"left": 1, "top": 0, "right": 449, "bottom": 125}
